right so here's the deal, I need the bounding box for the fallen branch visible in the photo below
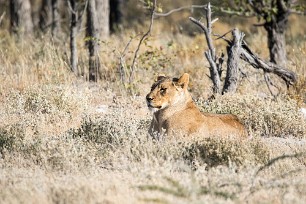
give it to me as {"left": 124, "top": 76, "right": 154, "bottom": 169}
{"left": 240, "top": 41, "right": 297, "bottom": 87}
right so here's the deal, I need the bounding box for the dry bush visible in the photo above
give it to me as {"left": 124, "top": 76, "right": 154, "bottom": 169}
{"left": 183, "top": 137, "right": 270, "bottom": 168}
{"left": 0, "top": 86, "right": 88, "bottom": 138}
{"left": 197, "top": 94, "right": 306, "bottom": 138}
{"left": 0, "top": 92, "right": 305, "bottom": 203}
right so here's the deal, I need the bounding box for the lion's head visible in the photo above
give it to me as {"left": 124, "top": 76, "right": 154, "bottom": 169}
{"left": 146, "top": 73, "right": 190, "bottom": 112}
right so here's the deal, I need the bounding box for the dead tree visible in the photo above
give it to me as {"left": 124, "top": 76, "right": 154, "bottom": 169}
{"left": 189, "top": 3, "right": 223, "bottom": 94}
{"left": 223, "top": 29, "right": 244, "bottom": 93}
{"left": 86, "top": 0, "right": 100, "bottom": 82}
{"left": 220, "top": 0, "right": 302, "bottom": 66}
{"left": 190, "top": 3, "right": 297, "bottom": 95}
{"left": 10, "top": 0, "right": 33, "bottom": 37}
{"left": 239, "top": 41, "right": 297, "bottom": 87}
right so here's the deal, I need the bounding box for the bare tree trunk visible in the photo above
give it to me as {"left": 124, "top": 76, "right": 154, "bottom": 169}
{"left": 51, "top": 0, "right": 60, "bottom": 38}
{"left": 223, "top": 29, "right": 244, "bottom": 93}
{"left": 39, "top": 0, "right": 52, "bottom": 32}
{"left": 95, "top": 0, "right": 109, "bottom": 38}
{"left": 10, "top": 0, "right": 33, "bottom": 37}
{"left": 265, "top": 23, "right": 287, "bottom": 66}
{"left": 263, "top": 0, "right": 290, "bottom": 66}
{"left": 69, "top": 0, "right": 78, "bottom": 74}
{"left": 87, "top": 0, "right": 100, "bottom": 82}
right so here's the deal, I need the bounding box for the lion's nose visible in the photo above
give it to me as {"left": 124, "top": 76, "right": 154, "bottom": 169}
{"left": 146, "top": 95, "right": 154, "bottom": 102}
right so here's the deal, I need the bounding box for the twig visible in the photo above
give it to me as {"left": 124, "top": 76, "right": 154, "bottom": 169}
{"left": 264, "top": 72, "right": 279, "bottom": 98}
{"left": 245, "top": 151, "right": 306, "bottom": 201}
{"left": 119, "top": 34, "right": 141, "bottom": 84}
{"left": 129, "top": 0, "right": 156, "bottom": 84}
{"left": 67, "top": 0, "right": 77, "bottom": 14}
{"left": 238, "top": 40, "right": 297, "bottom": 86}
{"left": 286, "top": 143, "right": 306, "bottom": 168}
{"left": 154, "top": 5, "right": 206, "bottom": 17}
{"left": 67, "top": 0, "right": 88, "bottom": 32}
{"left": 214, "top": 30, "right": 233, "bottom": 43}
{"left": 0, "top": 11, "right": 5, "bottom": 25}
{"left": 255, "top": 152, "right": 306, "bottom": 177}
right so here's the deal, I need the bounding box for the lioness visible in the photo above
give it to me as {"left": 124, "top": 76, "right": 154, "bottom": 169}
{"left": 146, "top": 73, "right": 246, "bottom": 138}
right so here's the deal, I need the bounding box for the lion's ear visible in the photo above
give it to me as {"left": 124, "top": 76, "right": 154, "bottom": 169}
{"left": 177, "top": 73, "right": 189, "bottom": 90}
{"left": 155, "top": 74, "right": 166, "bottom": 82}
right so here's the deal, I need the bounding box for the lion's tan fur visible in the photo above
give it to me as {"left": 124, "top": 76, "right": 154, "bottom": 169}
{"left": 146, "top": 73, "right": 246, "bottom": 137}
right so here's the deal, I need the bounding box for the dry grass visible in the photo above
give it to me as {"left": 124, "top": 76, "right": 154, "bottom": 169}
{"left": 0, "top": 14, "right": 306, "bottom": 203}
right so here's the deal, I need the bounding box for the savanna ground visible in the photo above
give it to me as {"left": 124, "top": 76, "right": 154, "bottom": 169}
{"left": 0, "top": 10, "right": 306, "bottom": 204}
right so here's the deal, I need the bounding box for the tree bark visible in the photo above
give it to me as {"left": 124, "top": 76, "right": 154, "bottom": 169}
{"left": 263, "top": 0, "right": 290, "bottom": 66}
{"left": 189, "top": 3, "right": 222, "bottom": 94}
{"left": 39, "top": 0, "right": 52, "bottom": 32}
{"left": 51, "top": 0, "right": 60, "bottom": 38}
{"left": 265, "top": 22, "right": 288, "bottom": 66}
{"left": 87, "top": 0, "right": 100, "bottom": 82}
{"left": 10, "top": 0, "right": 33, "bottom": 37}
{"left": 69, "top": 0, "right": 78, "bottom": 74}
{"left": 95, "top": 0, "right": 109, "bottom": 38}
{"left": 223, "top": 29, "right": 243, "bottom": 94}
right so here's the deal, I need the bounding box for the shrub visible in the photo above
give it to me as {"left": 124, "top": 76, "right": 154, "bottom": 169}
{"left": 197, "top": 94, "right": 306, "bottom": 138}
{"left": 182, "top": 137, "right": 270, "bottom": 168}
{"left": 0, "top": 124, "right": 25, "bottom": 154}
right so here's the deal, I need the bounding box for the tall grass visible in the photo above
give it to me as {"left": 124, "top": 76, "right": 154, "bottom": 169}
{"left": 0, "top": 16, "right": 305, "bottom": 203}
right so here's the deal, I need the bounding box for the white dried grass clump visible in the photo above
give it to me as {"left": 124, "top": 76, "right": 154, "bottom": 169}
{"left": 301, "top": 108, "right": 306, "bottom": 119}
{"left": 1, "top": 85, "right": 90, "bottom": 136}
{"left": 1, "top": 89, "right": 305, "bottom": 204}
{"left": 197, "top": 94, "right": 306, "bottom": 138}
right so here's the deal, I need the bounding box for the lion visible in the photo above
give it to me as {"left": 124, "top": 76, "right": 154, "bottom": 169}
{"left": 146, "top": 73, "right": 246, "bottom": 138}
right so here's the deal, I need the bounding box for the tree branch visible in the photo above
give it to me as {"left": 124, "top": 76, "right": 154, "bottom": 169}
{"left": 189, "top": 3, "right": 221, "bottom": 94}
{"left": 255, "top": 152, "right": 306, "bottom": 177}
{"left": 129, "top": 0, "right": 156, "bottom": 84}
{"left": 239, "top": 41, "right": 297, "bottom": 87}
{"left": 0, "top": 11, "right": 5, "bottom": 25}
{"left": 154, "top": 5, "right": 206, "bottom": 17}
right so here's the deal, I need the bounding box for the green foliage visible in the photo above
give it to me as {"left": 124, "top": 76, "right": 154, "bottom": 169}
{"left": 220, "top": 0, "right": 305, "bottom": 23}
{"left": 138, "top": 40, "right": 173, "bottom": 72}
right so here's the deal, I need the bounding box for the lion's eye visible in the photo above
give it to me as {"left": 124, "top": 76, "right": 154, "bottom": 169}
{"left": 160, "top": 87, "right": 167, "bottom": 94}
